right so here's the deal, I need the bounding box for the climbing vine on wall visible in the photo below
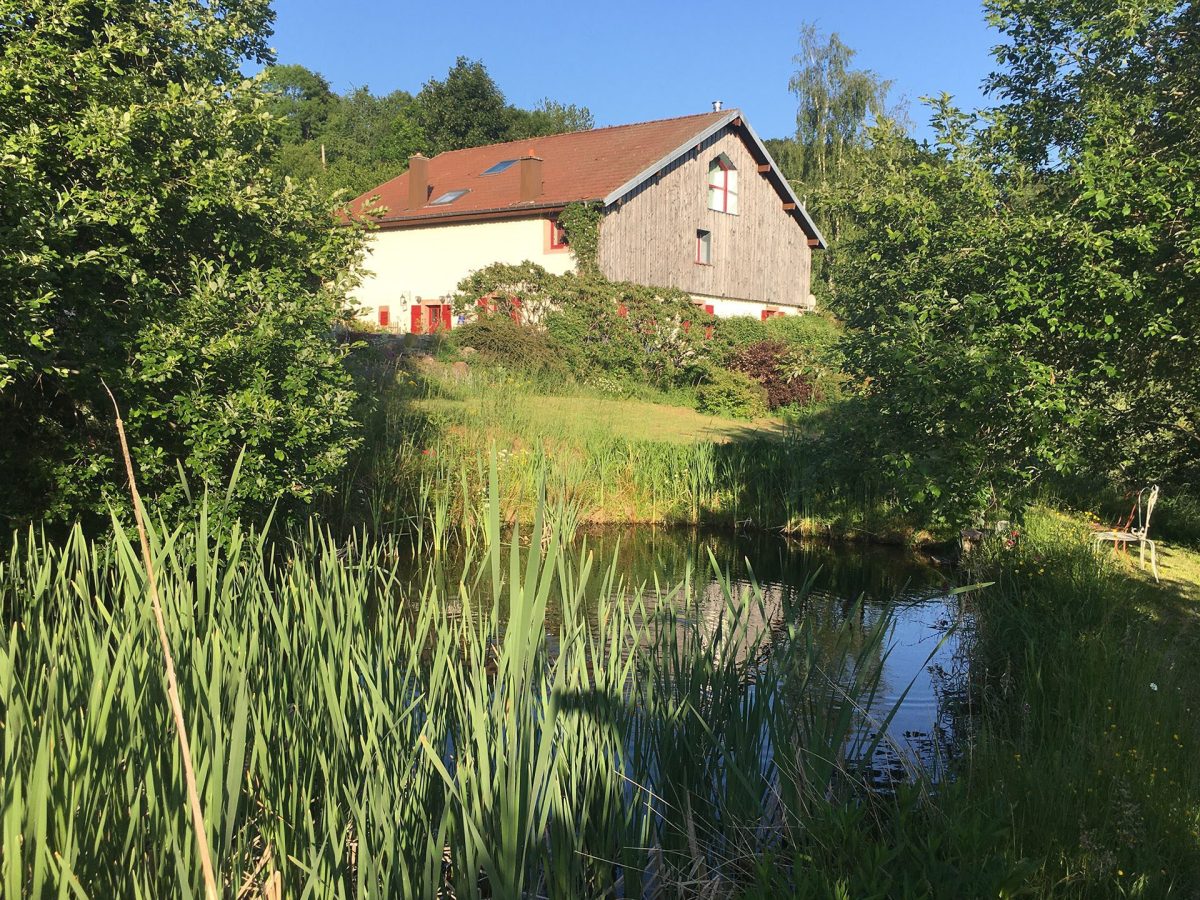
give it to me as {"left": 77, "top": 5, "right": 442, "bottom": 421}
{"left": 558, "top": 201, "right": 602, "bottom": 274}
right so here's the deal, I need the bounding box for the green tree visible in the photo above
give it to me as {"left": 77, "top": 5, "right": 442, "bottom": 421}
{"left": 415, "top": 56, "right": 511, "bottom": 153}
{"left": 788, "top": 23, "right": 894, "bottom": 187}
{"left": 507, "top": 99, "right": 596, "bottom": 140}
{"left": 778, "top": 23, "right": 901, "bottom": 295}
{"left": 829, "top": 107, "right": 1078, "bottom": 523}
{"left": 983, "top": 0, "right": 1200, "bottom": 487}
{"left": 263, "top": 63, "right": 335, "bottom": 143}
{"left": 829, "top": 0, "right": 1200, "bottom": 522}
{"left": 0, "top": 0, "right": 367, "bottom": 524}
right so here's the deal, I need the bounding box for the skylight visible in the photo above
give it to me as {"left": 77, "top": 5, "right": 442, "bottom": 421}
{"left": 429, "top": 189, "right": 468, "bottom": 206}
{"left": 481, "top": 159, "right": 517, "bottom": 175}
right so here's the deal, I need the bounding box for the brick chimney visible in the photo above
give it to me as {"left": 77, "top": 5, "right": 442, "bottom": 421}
{"left": 519, "top": 151, "right": 543, "bottom": 202}
{"left": 407, "top": 154, "right": 430, "bottom": 209}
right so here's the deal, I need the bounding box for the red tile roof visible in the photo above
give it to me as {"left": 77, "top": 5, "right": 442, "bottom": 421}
{"left": 348, "top": 110, "right": 734, "bottom": 225}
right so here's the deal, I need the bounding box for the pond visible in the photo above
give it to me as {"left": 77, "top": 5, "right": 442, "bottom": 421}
{"left": 573, "top": 526, "right": 974, "bottom": 783}
{"left": 411, "top": 523, "right": 974, "bottom": 784}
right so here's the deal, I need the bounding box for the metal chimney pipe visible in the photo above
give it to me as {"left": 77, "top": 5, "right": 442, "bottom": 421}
{"left": 712, "top": 100, "right": 723, "bottom": 112}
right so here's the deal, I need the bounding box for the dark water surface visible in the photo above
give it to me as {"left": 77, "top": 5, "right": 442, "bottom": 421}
{"left": 572, "top": 526, "right": 973, "bottom": 780}
{"left": 413, "top": 524, "right": 973, "bottom": 780}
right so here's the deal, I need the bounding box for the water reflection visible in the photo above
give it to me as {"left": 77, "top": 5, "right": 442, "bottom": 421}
{"left": 403, "top": 525, "right": 973, "bottom": 782}
{"left": 569, "top": 527, "right": 973, "bottom": 782}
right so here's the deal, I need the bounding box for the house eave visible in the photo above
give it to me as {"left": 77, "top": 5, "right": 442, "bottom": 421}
{"left": 355, "top": 200, "right": 592, "bottom": 231}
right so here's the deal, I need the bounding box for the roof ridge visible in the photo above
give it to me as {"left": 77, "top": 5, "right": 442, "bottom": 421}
{"left": 429, "top": 109, "right": 737, "bottom": 159}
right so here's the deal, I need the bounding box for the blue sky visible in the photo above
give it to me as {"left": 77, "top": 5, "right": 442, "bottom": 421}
{"left": 267, "top": 0, "right": 999, "bottom": 142}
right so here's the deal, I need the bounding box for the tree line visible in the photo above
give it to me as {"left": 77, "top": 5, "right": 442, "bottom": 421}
{"left": 768, "top": 3, "right": 1197, "bottom": 525}
{"left": 263, "top": 58, "right": 594, "bottom": 197}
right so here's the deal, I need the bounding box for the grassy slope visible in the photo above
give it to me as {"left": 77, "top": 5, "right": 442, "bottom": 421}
{"left": 418, "top": 388, "right": 782, "bottom": 444}
{"left": 387, "top": 365, "right": 909, "bottom": 537}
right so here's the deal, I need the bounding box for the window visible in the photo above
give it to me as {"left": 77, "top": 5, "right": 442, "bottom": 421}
{"left": 481, "top": 159, "right": 517, "bottom": 175}
{"left": 760, "top": 309, "right": 785, "bottom": 321}
{"left": 706, "top": 154, "right": 738, "bottom": 214}
{"left": 429, "top": 189, "right": 468, "bottom": 206}
{"left": 696, "top": 229, "right": 712, "bottom": 265}
{"left": 549, "top": 216, "right": 568, "bottom": 250}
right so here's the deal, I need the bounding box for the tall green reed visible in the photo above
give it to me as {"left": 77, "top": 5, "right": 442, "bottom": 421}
{"left": 2, "top": 456, "right": 913, "bottom": 897}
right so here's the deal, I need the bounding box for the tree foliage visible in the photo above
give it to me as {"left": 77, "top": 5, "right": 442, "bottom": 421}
{"left": 787, "top": 23, "right": 894, "bottom": 187}
{"left": 829, "top": 0, "right": 1200, "bottom": 523}
{"left": 771, "top": 23, "right": 901, "bottom": 295}
{"left": 0, "top": 0, "right": 368, "bottom": 524}
{"left": 265, "top": 58, "right": 595, "bottom": 197}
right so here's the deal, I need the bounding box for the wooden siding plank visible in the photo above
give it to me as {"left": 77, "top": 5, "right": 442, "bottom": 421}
{"left": 597, "top": 126, "right": 812, "bottom": 307}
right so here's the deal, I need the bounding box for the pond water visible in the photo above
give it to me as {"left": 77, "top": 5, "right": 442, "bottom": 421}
{"left": 568, "top": 526, "right": 975, "bottom": 782}
{"left": 414, "top": 524, "right": 974, "bottom": 783}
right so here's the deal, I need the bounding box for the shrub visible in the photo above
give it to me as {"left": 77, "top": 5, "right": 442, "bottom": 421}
{"left": 763, "top": 312, "right": 842, "bottom": 350}
{"left": 728, "top": 341, "right": 818, "bottom": 410}
{"left": 711, "top": 316, "right": 768, "bottom": 357}
{"left": 448, "top": 316, "right": 569, "bottom": 377}
{"left": 452, "top": 262, "right": 714, "bottom": 390}
{"left": 695, "top": 368, "right": 769, "bottom": 419}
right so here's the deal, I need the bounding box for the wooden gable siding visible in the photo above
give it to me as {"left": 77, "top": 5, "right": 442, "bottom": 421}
{"left": 596, "top": 127, "right": 812, "bottom": 306}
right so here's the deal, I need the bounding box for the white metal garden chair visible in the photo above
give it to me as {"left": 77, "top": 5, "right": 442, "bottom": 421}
{"left": 1093, "top": 485, "right": 1160, "bottom": 582}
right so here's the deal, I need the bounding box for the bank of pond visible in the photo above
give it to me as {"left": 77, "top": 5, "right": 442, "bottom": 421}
{"left": 2, "top": 491, "right": 1197, "bottom": 897}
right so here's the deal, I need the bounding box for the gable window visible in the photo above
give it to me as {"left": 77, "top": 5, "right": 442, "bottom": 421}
{"left": 706, "top": 154, "right": 738, "bottom": 214}
{"left": 696, "top": 229, "right": 712, "bottom": 265}
{"left": 429, "top": 189, "right": 468, "bottom": 206}
{"left": 549, "top": 216, "right": 568, "bottom": 250}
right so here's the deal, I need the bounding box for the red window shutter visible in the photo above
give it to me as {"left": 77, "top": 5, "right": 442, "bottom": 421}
{"left": 704, "top": 304, "right": 714, "bottom": 315}
{"left": 411, "top": 305, "right": 423, "bottom": 334}
{"left": 441, "top": 304, "right": 452, "bottom": 330}
{"left": 549, "top": 217, "right": 568, "bottom": 249}
{"left": 760, "top": 309, "right": 770, "bottom": 321}
{"left": 510, "top": 297, "right": 522, "bottom": 324}
{"left": 378, "top": 306, "right": 390, "bottom": 328}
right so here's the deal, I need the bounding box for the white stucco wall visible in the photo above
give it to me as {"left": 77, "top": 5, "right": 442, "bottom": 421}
{"left": 351, "top": 216, "right": 575, "bottom": 331}
{"left": 691, "top": 293, "right": 815, "bottom": 320}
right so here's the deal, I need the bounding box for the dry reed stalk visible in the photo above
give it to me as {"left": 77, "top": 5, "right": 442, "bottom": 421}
{"left": 103, "top": 383, "right": 220, "bottom": 900}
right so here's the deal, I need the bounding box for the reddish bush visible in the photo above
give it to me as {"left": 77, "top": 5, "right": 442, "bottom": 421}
{"left": 728, "top": 340, "right": 818, "bottom": 410}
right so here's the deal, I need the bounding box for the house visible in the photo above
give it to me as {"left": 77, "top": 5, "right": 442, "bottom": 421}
{"left": 347, "top": 107, "right": 826, "bottom": 333}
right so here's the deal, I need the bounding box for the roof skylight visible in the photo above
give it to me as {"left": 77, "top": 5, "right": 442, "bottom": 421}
{"left": 481, "top": 159, "right": 517, "bottom": 175}
{"left": 429, "top": 189, "right": 468, "bottom": 206}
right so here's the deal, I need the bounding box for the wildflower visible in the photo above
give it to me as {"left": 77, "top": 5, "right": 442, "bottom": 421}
{"left": 1118, "top": 869, "right": 1125, "bottom": 877}
{"left": 1150, "top": 682, "right": 1159, "bottom": 692}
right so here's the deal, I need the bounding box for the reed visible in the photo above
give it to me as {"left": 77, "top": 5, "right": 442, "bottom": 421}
{"left": 0, "top": 456, "right": 910, "bottom": 897}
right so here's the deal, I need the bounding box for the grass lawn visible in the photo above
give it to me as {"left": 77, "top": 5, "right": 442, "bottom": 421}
{"left": 417, "top": 383, "right": 783, "bottom": 444}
